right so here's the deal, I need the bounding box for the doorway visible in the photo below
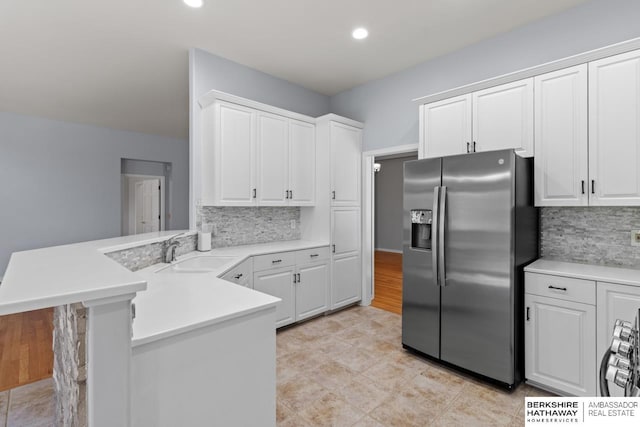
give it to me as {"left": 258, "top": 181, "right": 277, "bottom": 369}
{"left": 362, "top": 145, "right": 418, "bottom": 314}
{"left": 121, "top": 159, "right": 171, "bottom": 236}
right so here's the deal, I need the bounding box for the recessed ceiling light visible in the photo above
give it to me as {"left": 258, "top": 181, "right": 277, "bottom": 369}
{"left": 183, "top": 0, "right": 203, "bottom": 8}
{"left": 352, "top": 28, "right": 368, "bottom": 40}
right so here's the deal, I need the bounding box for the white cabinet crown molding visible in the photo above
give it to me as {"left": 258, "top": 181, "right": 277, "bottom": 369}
{"left": 316, "top": 113, "right": 364, "bottom": 129}
{"left": 413, "top": 36, "right": 640, "bottom": 106}
{"left": 198, "top": 89, "right": 316, "bottom": 124}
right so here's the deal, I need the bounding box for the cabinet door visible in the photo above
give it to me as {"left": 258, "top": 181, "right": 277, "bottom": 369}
{"left": 253, "top": 267, "right": 295, "bottom": 328}
{"left": 331, "top": 208, "right": 360, "bottom": 256}
{"left": 596, "top": 281, "right": 640, "bottom": 396}
{"left": 331, "top": 254, "right": 361, "bottom": 310}
{"left": 220, "top": 258, "right": 253, "bottom": 288}
{"left": 421, "top": 95, "right": 472, "bottom": 159}
{"left": 589, "top": 50, "right": 640, "bottom": 206}
{"left": 296, "top": 262, "right": 329, "bottom": 321}
{"left": 288, "top": 120, "right": 315, "bottom": 206}
{"left": 534, "top": 65, "right": 588, "bottom": 206}
{"left": 216, "top": 102, "right": 256, "bottom": 205}
{"left": 330, "top": 122, "right": 361, "bottom": 206}
{"left": 472, "top": 78, "right": 534, "bottom": 157}
{"left": 256, "top": 112, "right": 289, "bottom": 206}
{"left": 525, "top": 294, "right": 596, "bottom": 396}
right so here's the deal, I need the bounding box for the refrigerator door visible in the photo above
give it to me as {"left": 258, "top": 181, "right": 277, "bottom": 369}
{"left": 402, "top": 158, "right": 442, "bottom": 358}
{"left": 440, "top": 150, "right": 515, "bottom": 384}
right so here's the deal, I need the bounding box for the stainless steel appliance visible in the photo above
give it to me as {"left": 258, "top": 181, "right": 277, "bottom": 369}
{"left": 600, "top": 309, "right": 640, "bottom": 397}
{"left": 402, "top": 149, "right": 538, "bottom": 389}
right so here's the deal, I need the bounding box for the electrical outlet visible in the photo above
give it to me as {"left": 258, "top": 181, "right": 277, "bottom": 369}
{"left": 631, "top": 230, "right": 640, "bottom": 246}
{"left": 290, "top": 220, "right": 296, "bottom": 230}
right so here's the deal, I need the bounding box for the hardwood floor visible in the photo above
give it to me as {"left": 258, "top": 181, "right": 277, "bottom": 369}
{"left": 371, "top": 250, "right": 402, "bottom": 315}
{"left": 0, "top": 308, "right": 53, "bottom": 392}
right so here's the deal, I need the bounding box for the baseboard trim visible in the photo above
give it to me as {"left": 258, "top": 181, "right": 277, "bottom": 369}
{"left": 375, "top": 248, "right": 402, "bottom": 254}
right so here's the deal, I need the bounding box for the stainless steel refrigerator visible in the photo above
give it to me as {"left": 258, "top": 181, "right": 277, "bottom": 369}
{"left": 402, "top": 149, "right": 538, "bottom": 389}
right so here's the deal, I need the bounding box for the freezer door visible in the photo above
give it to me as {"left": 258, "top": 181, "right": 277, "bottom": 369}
{"left": 402, "top": 158, "right": 442, "bottom": 358}
{"left": 440, "top": 150, "right": 515, "bottom": 384}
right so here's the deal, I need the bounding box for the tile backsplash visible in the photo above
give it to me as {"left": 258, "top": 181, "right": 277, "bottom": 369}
{"left": 105, "top": 234, "right": 196, "bottom": 272}
{"left": 540, "top": 207, "right": 640, "bottom": 268}
{"left": 197, "top": 206, "right": 300, "bottom": 248}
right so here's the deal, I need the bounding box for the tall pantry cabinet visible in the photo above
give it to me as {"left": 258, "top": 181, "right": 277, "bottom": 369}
{"left": 305, "top": 115, "right": 363, "bottom": 310}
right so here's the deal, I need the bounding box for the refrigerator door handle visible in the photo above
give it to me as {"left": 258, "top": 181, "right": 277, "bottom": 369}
{"left": 432, "top": 186, "right": 440, "bottom": 287}
{"left": 438, "top": 186, "right": 447, "bottom": 287}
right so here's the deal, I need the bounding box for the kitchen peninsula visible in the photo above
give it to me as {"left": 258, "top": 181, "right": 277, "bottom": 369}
{"left": 0, "top": 231, "right": 327, "bottom": 426}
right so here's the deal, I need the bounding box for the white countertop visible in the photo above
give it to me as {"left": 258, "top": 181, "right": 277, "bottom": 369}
{"left": 525, "top": 258, "right": 640, "bottom": 287}
{"left": 0, "top": 232, "right": 327, "bottom": 346}
{"left": 0, "top": 230, "right": 193, "bottom": 315}
{"left": 131, "top": 240, "right": 328, "bottom": 347}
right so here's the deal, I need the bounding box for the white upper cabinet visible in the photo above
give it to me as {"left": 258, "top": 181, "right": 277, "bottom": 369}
{"left": 419, "top": 78, "right": 534, "bottom": 159}
{"left": 330, "top": 121, "right": 362, "bottom": 206}
{"left": 473, "top": 78, "right": 534, "bottom": 156}
{"left": 199, "top": 92, "right": 316, "bottom": 207}
{"left": 257, "top": 112, "right": 289, "bottom": 206}
{"left": 215, "top": 101, "right": 256, "bottom": 206}
{"left": 288, "top": 119, "right": 316, "bottom": 206}
{"left": 420, "top": 95, "right": 471, "bottom": 159}
{"left": 534, "top": 65, "right": 588, "bottom": 206}
{"left": 589, "top": 50, "right": 640, "bottom": 206}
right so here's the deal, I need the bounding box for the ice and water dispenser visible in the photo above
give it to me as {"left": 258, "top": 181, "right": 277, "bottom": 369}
{"left": 411, "top": 209, "right": 432, "bottom": 250}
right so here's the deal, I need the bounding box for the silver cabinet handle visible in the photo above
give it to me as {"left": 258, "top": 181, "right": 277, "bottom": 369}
{"left": 473, "top": 141, "right": 476, "bottom": 152}
{"left": 293, "top": 273, "right": 297, "bottom": 283}
{"left": 581, "top": 180, "right": 585, "bottom": 194}
{"left": 272, "top": 259, "right": 282, "bottom": 264}
{"left": 591, "top": 180, "right": 595, "bottom": 194}
{"left": 290, "top": 190, "right": 293, "bottom": 199}
{"left": 233, "top": 274, "right": 243, "bottom": 279}
{"left": 526, "top": 307, "right": 530, "bottom": 321}
{"left": 332, "top": 244, "right": 336, "bottom": 253}
{"left": 252, "top": 188, "right": 257, "bottom": 198}
{"left": 296, "top": 273, "right": 301, "bottom": 283}
{"left": 331, "top": 191, "right": 336, "bottom": 199}
{"left": 310, "top": 254, "right": 319, "bottom": 258}
{"left": 548, "top": 285, "right": 567, "bottom": 292}
{"left": 466, "top": 142, "right": 470, "bottom": 153}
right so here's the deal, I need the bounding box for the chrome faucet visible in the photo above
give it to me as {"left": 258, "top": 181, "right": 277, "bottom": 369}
{"left": 163, "top": 232, "right": 185, "bottom": 263}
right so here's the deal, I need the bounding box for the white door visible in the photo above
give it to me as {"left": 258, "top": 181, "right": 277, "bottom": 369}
{"left": 525, "top": 293, "right": 596, "bottom": 396}
{"left": 288, "top": 119, "right": 315, "bottom": 206}
{"left": 534, "top": 65, "right": 588, "bottom": 206}
{"left": 256, "top": 112, "right": 288, "bottom": 206}
{"left": 472, "top": 78, "right": 534, "bottom": 156}
{"left": 330, "top": 122, "right": 361, "bottom": 206}
{"left": 331, "top": 255, "right": 361, "bottom": 310}
{"left": 589, "top": 50, "right": 640, "bottom": 206}
{"left": 331, "top": 208, "right": 360, "bottom": 256}
{"left": 296, "top": 262, "right": 329, "bottom": 321}
{"left": 421, "top": 94, "right": 472, "bottom": 159}
{"left": 253, "top": 267, "right": 295, "bottom": 328}
{"left": 134, "top": 179, "right": 160, "bottom": 234}
{"left": 596, "top": 281, "right": 640, "bottom": 396}
{"left": 217, "top": 102, "right": 256, "bottom": 205}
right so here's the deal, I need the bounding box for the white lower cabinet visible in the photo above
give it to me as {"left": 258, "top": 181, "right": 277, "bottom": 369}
{"left": 331, "top": 254, "right": 361, "bottom": 310}
{"left": 254, "top": 266, "right": 296, "bottom": 328}
{"left": 220, "top": 258, "right": 253, "bottom": 288}
{"left": 525, "top": 293, "right": 596, "bottom": 396}
{"left": 296, "top": 262, "right": 329, "bottom": 321}
{"left": 252, "top": 246, "right": 330, "bottom": 328}
{"left": 596, "top": 281, "right": 640, "bottom": 396}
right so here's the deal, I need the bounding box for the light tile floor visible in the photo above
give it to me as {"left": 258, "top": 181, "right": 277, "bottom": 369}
{"left": 2, "top": 305, "right": 555, "bottom": 426}
{"left": 276, "top": 305, "right": 555, "bottom": 427}
{"left": 0, "top": 377, "right": 54, "bottom": 427}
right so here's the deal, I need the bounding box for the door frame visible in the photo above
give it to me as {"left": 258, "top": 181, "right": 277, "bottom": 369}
{"left": 361, "top": 144, "right": 419, "bottom": 306}
{"left": 122, "top": 174, "right": 166, "bottom": 235}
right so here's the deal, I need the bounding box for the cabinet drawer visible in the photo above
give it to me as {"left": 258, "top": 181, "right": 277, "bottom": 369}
{"left": 253, "top": 251, "right": 296, "bottom": 271}
{"left": 525, "top": 272, "right": 595, "bottom": 305}
{"left": 296, "top": 247, "right": 330, "bottom": 265}
{"left": 220, "top": 258, "right": 253, "bottom": 288}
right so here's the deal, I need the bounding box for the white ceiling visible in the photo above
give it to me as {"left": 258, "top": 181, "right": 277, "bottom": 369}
{"left": 0, "top": 0, "right": 589, "bottom": 140}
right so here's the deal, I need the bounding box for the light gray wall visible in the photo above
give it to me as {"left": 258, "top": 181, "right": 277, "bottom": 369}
{"left": 375, "top": 156, "right": 417, "bottom": 252}
{"left": 0, "top": 112, "right": 188, "bottom": 275}
{"left": 329, "top": 0, "right": 640, "bottom": 151}
{"left": 189, "top": 48, "right": 331, "bottom": 227}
